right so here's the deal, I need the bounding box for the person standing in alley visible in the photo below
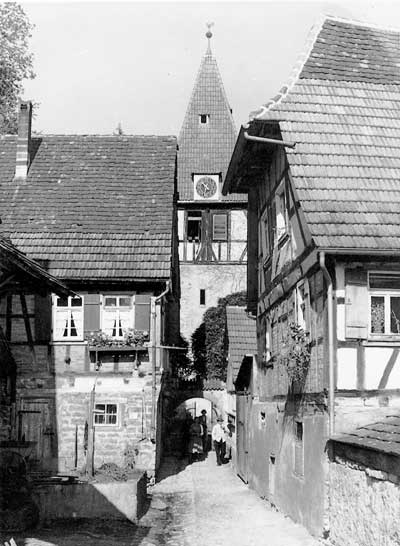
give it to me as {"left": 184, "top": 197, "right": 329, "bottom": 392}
{"left": 212, "top": 416, "right": 227, "bottom": 466}
{"left": 200, "top": 409, "right": 208, "bottom": 453}
{"left": 188, "top": 416, "right": 203, "bottom": 464}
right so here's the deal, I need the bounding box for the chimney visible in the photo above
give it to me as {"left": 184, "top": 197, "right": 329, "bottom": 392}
{"left": 15, "top": 101, "right": 32, "bottom": 180}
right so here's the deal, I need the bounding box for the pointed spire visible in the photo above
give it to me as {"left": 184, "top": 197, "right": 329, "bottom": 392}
{"left": 206, "top": 22, "right": 214, "bottom": 56}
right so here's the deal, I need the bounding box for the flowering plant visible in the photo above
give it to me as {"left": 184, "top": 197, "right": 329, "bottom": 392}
{"left": 279, "top": 323, "right": 311, "bottom": 382}
{"left": 86, "top": 329, "right": 149, "bottom": 347}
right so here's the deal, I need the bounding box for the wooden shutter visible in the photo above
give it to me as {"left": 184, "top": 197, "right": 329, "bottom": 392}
{"left": 83, "top": 294, "right": 101, "bottom": 335}
{"left": 345, "top": 269, "right": 368, "bottom": 339}
{"left": 212, "top": 213, "right": 228, "bottom": 241}
{"left": 34, "top": 294, "right": 52, "bottom": 342}
{"left": 135, "top": 295, "right": 151, "bottom": 332}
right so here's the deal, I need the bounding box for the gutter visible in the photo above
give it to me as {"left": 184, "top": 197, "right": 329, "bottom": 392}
{"left": 319, "top": 251, "right": 335, "bottom": 437}
{"left": 243, "top": 131, "right": 296, "bottom": 148}
{"left": 150, "top": 280, "right": 170, "bottom": 441}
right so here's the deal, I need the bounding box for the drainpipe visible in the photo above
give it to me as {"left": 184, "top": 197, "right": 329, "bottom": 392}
{"left": 150, "top": 280, "right": 171, "bottom": 441}
{"left": 319, "top": 251, "right": 335, "bottom": 437}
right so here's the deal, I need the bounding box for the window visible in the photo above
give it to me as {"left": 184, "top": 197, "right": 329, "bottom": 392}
{"left": 275, "top": 182, "right": 288, "bottom": 241}
{"left": 200, "top": 289, "right": 206, "bottom": 306}
{"left": 187, "top": 211, "right": 202, "bottom": 242}
{"left": 53, "top": 295, "right": 83, "bottom": 341}
{"left": 199, "top": 114, "right": 210, "bottom": 124}
{"left": 294, "top": 421, "right": 304, "bottom": 476}
{"left": 102, "top": 295, "right": 133, "bottom": 338}
{"left": 263, "top": 318, "right": 272, "bottom": 365}
{"left": 94, "top": 403, "right": 118, "bottom": 426}
{"left": 259, "top": 208, "right": 270, "bottom": 259}
{"left": 212, "top": 213, "right": 228, "bottom": 241}
{"left": 296, "top": 283, "right": 306, "bottom": 331}
{"left": 369, "top": 273, "right": 400, "bottom": 335}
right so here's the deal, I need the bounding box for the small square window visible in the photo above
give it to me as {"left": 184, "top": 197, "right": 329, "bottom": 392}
{"left": 199, "top": 114, "right": 210, "bottom": 124}
{"left": 94, "top": 403, "right": 118, "bottom": 426}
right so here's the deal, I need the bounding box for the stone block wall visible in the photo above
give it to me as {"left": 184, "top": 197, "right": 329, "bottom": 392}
{"left": 180, "top": 263, "right": 246, "bottom": 341}
{"left": 330, "top": 455, "right": 400, "bottom": 546}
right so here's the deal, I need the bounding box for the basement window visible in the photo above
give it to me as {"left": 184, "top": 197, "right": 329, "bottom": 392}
{"left": 199, "top": 114, "right": 210, "bottom": 125}
{"left": 94, "top": 403, "right": 118, "bottom": 426}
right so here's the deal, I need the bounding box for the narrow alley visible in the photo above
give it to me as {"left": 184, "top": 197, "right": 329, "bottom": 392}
{"left": 4, "top": 455, "right": 319, "bottom": 546}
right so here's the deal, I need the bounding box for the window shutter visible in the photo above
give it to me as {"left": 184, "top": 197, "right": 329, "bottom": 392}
{"left": 135, "top": 295, "right": 151, "bottom": 332}
{"left": 83, "top": 294, "right": 101, "bottom": 336}
{"left": 345, "top": 269, "right": 368, "bottom": 339}
{"left": 34, "top": 294, "right": 52, "bottom": 342}
{"left": 212, "top": 214, "right": 228, "bottom": 241}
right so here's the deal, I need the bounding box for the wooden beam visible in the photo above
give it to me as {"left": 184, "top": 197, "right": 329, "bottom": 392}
{"left": 19, "top": 293, "right": 37, "bottom": 367}
{"left": 6, "top": 295, "right": 12, "bottom": 341}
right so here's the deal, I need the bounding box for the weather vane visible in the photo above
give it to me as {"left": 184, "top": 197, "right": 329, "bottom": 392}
{"left": 206, "top": 22, "right": 214, "bottom": 51}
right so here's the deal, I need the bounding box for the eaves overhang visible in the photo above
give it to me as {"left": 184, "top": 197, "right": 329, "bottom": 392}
{"left": 222, "top": 120, "right": 287, "bottom": 196}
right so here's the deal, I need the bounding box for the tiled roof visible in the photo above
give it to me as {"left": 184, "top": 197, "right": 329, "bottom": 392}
{"left": 333, "top": 414, "right": 400, "bottom": 457}
{"left": 0, "top": 236, "right": 70, "bottom": 296}
{"left": 252, "top": 17, "right": 400, "bottom": 251}
{"left": 0, "top": 135, "right": 177, "bottom": 281}
{"left": 226, "top": 306, "right": 257, "bottom": 383}
{"left": 178, "top": 47, "right": 246, "bottom": 203}
{"left": 203, "top": 378, "right": 226, "bottom": 391}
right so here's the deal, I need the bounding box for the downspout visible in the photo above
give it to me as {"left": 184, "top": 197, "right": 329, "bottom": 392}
{"left": 150, "top": 280, "right": 170, "bottom": 441}
{"left": 319, "top": 251, "right": 335, "bottom": 437}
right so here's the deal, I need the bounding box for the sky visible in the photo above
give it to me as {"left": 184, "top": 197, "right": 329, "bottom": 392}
{"left": 19, "top": 0, "right": 400, "bottom": 136}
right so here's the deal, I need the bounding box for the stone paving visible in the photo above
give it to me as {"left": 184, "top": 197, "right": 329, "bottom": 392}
{"left": 1, "top": 454, "right": 320, "bottom": 546}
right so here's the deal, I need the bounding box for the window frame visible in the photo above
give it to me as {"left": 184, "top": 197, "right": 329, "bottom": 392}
{"left": 259, "top": 207, "right": 270, "bottom": 262}
{"left": 368, "top": 272, "right": 400, "bottom": 337}
{"left": 200, "top": 289, "right": 206, "bottom": 306}
{"left": 212, "top": 213, "right": 228, "bottom": 242}
{"left": 101, "top": 294, "right": 134, "bottom": 340}
{"left": 52, "top": 294, "right": 84, "bottom": 342}
{"left": 296, "top": 282, "right": 307, "bottom": 332}
{"left": 293, "top": 420, "right": 304, "bottom": 477}
{"left": 199, "top": 114, "right": 210, "bottom": 125}
{"left": 275, "top": 180, "right": 288, "bottom": 242}
{"left": 186, "top": 210, "right": 202, "bottom": 242}
{"left": 93, "top": 403, "right": 119, "bottom": 427}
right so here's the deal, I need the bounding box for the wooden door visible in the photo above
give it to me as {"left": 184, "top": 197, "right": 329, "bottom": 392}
{"left": 236, "top": 392, "right": 250, "bottom": 483}
{"left": 19, "top": 399, "right": 55, "bottom": 470}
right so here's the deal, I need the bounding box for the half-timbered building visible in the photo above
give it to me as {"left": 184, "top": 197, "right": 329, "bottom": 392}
{"left": 223, "top": 16, "right": 400, "bottom": 538}
{"left": 0, "top": 102, "right": 179, "bottom": 476}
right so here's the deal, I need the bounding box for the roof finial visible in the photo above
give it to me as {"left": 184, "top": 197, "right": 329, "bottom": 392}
{"left": 206, "top": 21, "right": 214, "bottom": 54}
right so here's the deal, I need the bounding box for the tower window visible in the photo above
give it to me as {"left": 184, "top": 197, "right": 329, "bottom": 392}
{"left": 200, "top": 289, "right": 206, "bottom": 306}
{"left": 199, "top": 114, "right": 210, "bottom": 124}
{"left": 187, "top": 211, "right": 202, "bottom": 241}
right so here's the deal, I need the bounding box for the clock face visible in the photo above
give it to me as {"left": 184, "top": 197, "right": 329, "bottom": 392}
{"left": 195, "top": 176, "right": 218, "bottom": 198}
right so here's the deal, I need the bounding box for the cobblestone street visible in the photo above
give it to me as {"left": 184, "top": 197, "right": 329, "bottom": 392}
{"left": 2, "top": 455, "right": 319, "bottom": 546}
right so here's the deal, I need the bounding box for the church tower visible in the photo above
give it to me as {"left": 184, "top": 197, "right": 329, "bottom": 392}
{"left": 177, "top": 27, "right": 247, "bottom": 342}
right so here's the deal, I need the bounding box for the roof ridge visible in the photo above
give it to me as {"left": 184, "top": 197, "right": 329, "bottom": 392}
{"left": 27, "top": 134, "right": 177, "bottom": 139}
{"left": 251, "top": 13, "right": 400, "bottom": 122}
{"left": 323, "top": 13, "right": 400, "bottom": 34}
{"left": 252, "top": 14, "right": 326, "bottom": 121}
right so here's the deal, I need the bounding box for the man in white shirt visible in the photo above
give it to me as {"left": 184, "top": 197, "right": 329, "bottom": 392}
{"left": 212, "top": 416, "right": 227, "bottom": 466}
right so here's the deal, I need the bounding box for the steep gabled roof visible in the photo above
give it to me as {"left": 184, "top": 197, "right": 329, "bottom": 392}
{"left": 226, "top": 306, "right": 257, "bottom": 389}
{"left": 227, "top": 16, "right": 400, "bottom": 252}
{"left": 178, "top": 42, "right": 245, "bottom": 203}
{"left": 0, "top": 135, "right": 177, "bottom": 281}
